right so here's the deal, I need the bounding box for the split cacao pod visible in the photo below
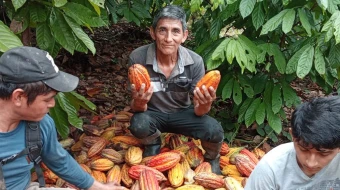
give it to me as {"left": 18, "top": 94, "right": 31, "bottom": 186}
{"left": 196, "top": 70, "right": 221, "bottom": 92}
{"left": 128, "top": 63, "right": 151, "bottom": 92}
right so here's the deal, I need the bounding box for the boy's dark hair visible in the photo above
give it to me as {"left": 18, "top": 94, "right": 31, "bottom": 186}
{"left": 0, "top": 81, "right": 53, "bottom": 105}
{"left": 152, "top": 5, "right": 187, "bottom": 31}
{"left": 291, "top": 96, "right": 340, "bottom": 149}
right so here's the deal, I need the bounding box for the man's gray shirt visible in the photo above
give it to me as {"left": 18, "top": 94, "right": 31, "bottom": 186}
{"left": 129, "top": 43, "right": 205, "bottom": 113}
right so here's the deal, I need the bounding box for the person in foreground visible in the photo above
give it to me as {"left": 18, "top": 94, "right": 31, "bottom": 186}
{"left": 245, "top": 96, "right": 340, "bottom": 190}
{"left": 0, "top": 46, "right": 127, "bottom": 190}
{"left": 128, "top": 5, "right": 224, "bottom": 174}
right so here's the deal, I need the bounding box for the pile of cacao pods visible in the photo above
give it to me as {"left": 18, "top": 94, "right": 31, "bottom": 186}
{"left": 31, "top": 111, "right": 266, "bottom": 190}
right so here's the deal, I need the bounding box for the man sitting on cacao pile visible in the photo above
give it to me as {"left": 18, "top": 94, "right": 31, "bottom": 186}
{"left": 0, "top": 46, "right": 127, "bottom": 190}
{"left": 245, "top": 96, "right": 340, "bottom": 190}
{"left": 127, "top": 5, "right": 224, "bottom": 174}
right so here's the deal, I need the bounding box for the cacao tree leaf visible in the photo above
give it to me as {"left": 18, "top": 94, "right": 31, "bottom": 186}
{"left": 29, "top": 3, "right": 47, "bottom": 22}
{"left": 286, "top": 44, "right": 310, "bottom": 74}
{"left": 256, "top": 102, "right": 266, "bottom": 125}
{"left": 53, "top": 0, "right": 67, "bottom": 7}
{"left": 237, "top": 98, "right": 254, "bottom": 123}
{"left": 49, "top": 98, "right": 70, "bottom": 139}
{"left": 234, "top": 40, "right": 248, "bottom": 73}
{"left": 245, "top": 98, "right": 261, "bottom": 127}
{"left": 49, "top": 8, "right": 76, "bottom": 54}
{"left": 325, "top": 27, "right": 335, "bottom": 43}
{"left": 233, "top": 80, "right": 242, "bottom": 105}
{"left": 328, "top": 42, "right": 340, "bottom": 68}
{"left": 56, "top": 92, "right": 83, "bottom": 129}
{"left": 282, "top": 81, "right": 300, "bottom": 108}
{"left": 191, "top": 0, "right": 203, "bottom": 12}
{"left": 314, "top": 48, "right": 326, "bottom": 75}
{"left": 282, "top": 9, "right": 295, "bottom": 34}
{"left": 334, "top": 13, "right": 340, "bottom": 44}
{"left": 327, "top": 0, "right": 340, "bottom": 14}
{"left": 210, "top": 17, "right": 222, "bottom": 40}
{"left": 252, "top": 3, "right": 265, "bottom": 31}
{"left": 298, "top": 8, "right": 312, "bottom": 36}
{"left": 222, "top": 77, "right": 234, "bottom": 100}
{"left": 266, "top": 108, "right": 282, "bottom": 134}
{"left": 239, "top": 0, "right": 256, "bottom": 18}
{"left": 226, "top": 39, "right": 236, "bottom": 64}
{"left": 64, "top": 15, "right": 96, "bottom": 55}
{"left": 12, "top": 0, "right": 26, "bottom": 11}
{"left": 317, "top": 0, "right": 328, "bottom": 10}
{"left": 64, "top": 92, "right": 97, "bottom": 113}
{"left": 227, "top": 0, "right": 238, "bottom": 4}
{"left": 131, "top": 5, "right": 152, "bottom": 19}
{"left": 260, "top": 9, "right": 289, "bottom": 35}
{"left": 253, "top": 73, "right": 267, "bottom": 95}
{"left": 259, "top": 43, "right": 286, "bottom": 74}
{"left": 124, "top": 8, "right": 140, "bottom": 26}
{"left": 238, "top": 74, "right": 254, "bottom": 98}
{"left": 297, "top": 44, "right": 314, "bottom": 78}
{"left": 36, "top": 22, "right": 54, "bottom": 50}
{"left": 89, "top": 2, "right": 101, "bottom": 15}
{"left": 0, "top": 21, "right": 23, "bottom": 52}
{"left": 88, "top": 0, "right": 105, "bottom": 8}
{"left": 212, "top": 38, "right": 230, "bottom": 62}
{"left": 271, "top": 84, "right": 282, "bottom": 114}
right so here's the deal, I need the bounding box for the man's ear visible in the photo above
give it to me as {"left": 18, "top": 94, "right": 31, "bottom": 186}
{"left": 150, "top": 27, "right": 156, "bottom": 40}
{"left": 11, "top": 89, "right": 25, "bottom": 106}
{"left": 182, "top": 30, "right": 189, "bottom": 43}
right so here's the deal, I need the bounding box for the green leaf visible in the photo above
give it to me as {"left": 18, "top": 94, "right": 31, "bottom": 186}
{"left": 64, "top": 15, "right": 96, "bottom": 55}
{"left": 271, "top": 84, "right": 282, "bottom": 114}
{"left": 328, "top": 42, "right": 340, "bottom": 68}
{"left": 222, "top": 77, "right": 234, "bottom": 100}
{"left": 334, "top": 13, "right": 340, "bottom": 44}
{"left": 49, "top": 98, "right": 70, "bottom": 139}
{"left": 282, "top": 81, "right": 300, "bottom": 108}
{"left": 238, "top": 75, "right": 254, "bottom": 98}
{"left": 253, "top": 74, "right": 268, "bottom": 95}
{"left": 54, "top": 0, "right": 67, "bottom": 7}
{"left": 36, "top": 22, "right": 54, "bottom": 50}
{"left": 259, "top": 43, "right": 286, "bottom": 74}
{"left": 317, "top": 0, "right": 328, "bottom": 10}
{"left": 124, "top": 8, "right": 140, "bottom": 26}
{"left": 252, "top": 3, "right": 265, "bottom": 31}
{"left": 266, "top": 108, "right": 282, "bottom": 134}
{"left": 49, "top": 8, "right": 76, "bottom": 54}
{"left": 88, "top": 0, "right": 105, "bottom": 8}
{"left": 191, "top": 0, "right": 203, "bottom": 12}
{"left": 0, "top": 21, "right": 23, "bottom": 52}
{"left": 212, "top": 38, "right": 230, "bottom": 61}
{"left": 210, "top": 17, "right": 222, "bottom": 39}
{"left": 260, "top": 9, "right": 289, "bottom": 35}
{"left": 234, "top": 40, "right": 248, "bottom": 73}
{"left": 298, "top": 8, "right": 312, "bottom": 36}
{"left": 286, "top": 44, "right": 310, "bottom": 74}
{"left": 245, "top": 98, "right": 261, "bottom": 127}
{"left": 256, "top": 102, "right": 266, "bottom": 125}
{"left": 56, "top": 92, "right": 83, "bottom": 129}
{"left": 238, "top": 98, "right": 254, "bottom": 123}
{"left": 282, "top": 9, "right": 295, "bottom": 34}
{"left": 29, "top": 3, "right": 47, "bottom": 22}
{"left": 233, "top": 80, "right": 242, "bottom": 105}
{"left": 327, "top": 0, "right": 339, "bottom": 14}
{"left": 12, "top": 0, "right": 26, "bottom": 11}
{"left": 64, "top": 92, "right": 97, "bottom": 113}
{"left": 314, "top": 48, "right": 326, "bottom": 75}
{"left": 226, "top": 39, "right": 236, "bottom": 64}
{"left": 297, "top": 45, "right": 314, "bottom": 78}
{"left": 240, "top": 0, "right": 256, "bottom": 18}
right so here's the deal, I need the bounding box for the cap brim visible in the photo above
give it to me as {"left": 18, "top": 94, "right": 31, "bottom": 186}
{"left": 43, "top": 71, "right": 79, "bottom": 92}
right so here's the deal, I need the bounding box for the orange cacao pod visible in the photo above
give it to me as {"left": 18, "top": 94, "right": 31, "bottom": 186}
{"left": 196, "top": 70, "right": 221, "bottom": 92}
{"left": 139, "top": 169, "right": 160, "bottom": 190}
{"left": 220, "top": 142, "right": 230, "bottom": 156}
{"left": 168, "top": 163, "right": 184, "bottom": 187}
{"left": 106, "top": 165, "right": 122, "bottom": 184}
{"left": 90, "top": 158, "right": 114, "bottom": 171}
{"left": 240, "top": 149, "right": 259, "bottom": 164}
{"left": 221, "top": 164, "right": 242, "bottom": 177}
{"left": 111, "top": 135, "right": 142, "bottom": 147}
{"left": 194, "top": 162, "right": 212, "bottom": 174}
{"left": 79, "top": 163, "right": 92, "bottom": 175}
{"left": 175, "top": 184, "right": 205, "bottom": 190}
{"left": 121, "top": 163, "right": 134, "bottom": 187}
{"left": 87, "top": 138, "right": 108, "bottom": 158}
{"left": 234, "top": 154, "right": 255, "bottom": 177}
{"left": 125, "top": 146, "right": 143, "bottom": 166}
{"left": 146, "top": 151, "right": 181, "bottom": 172}
{"left": 91, "top": 170, "right": 106, "bottom": 183}
{"left": 193, "top": 172, "right": 225, "bottom": 189}
{"left": 101, "top": 148, "right": 124, "bottom": 164}
{"left": 128, "top": 63, "right": 151, "bottom": 92}
{"left": 219, "top": 155, "right": 230, "bottom": 169}
{"left": 128, "top": 165, "right": 167, "bottom": 182}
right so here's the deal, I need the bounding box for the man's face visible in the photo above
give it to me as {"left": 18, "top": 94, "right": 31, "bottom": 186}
{"left": 17, "top": 91, "right": 57, "bottom": 121}
{"left": 150, "top": 18, "right": 188, "bottom": 56}
{"left": 293, "top": 139, "right": 340, "bottom": 177}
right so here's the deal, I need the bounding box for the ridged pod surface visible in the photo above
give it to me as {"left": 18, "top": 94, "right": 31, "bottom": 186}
{"left": 128, "top": 63, "right": 151, "bottom": 92}
{"left": 193, "top": 172, "right": 225, "bottom": 189}
{"left": 106, "top": 165, "right": 122, "bottom": 184}
{"left": 196, "top": 70, "right": 221, "bottom": 92}
{"left": 234, "top": 154, "right": 256, "bottom": 177}
{"left": 175, "top": 184, "right": 205, "bottom": 190}
{"left": 139, "top": 169, "right": 160, "bottom": 190}
{"left": 128, "top": 165, "right": 167, "bottom": 182}
{"left": 146, "top": 151, "right": 181, "bottom": 172}
{"left": 168, "top": 163, "right": 184, "bottom": 187}
{"left": 224, "top": 176, "right": 244, "bottom": 190}
{"left": 240, "top": 149, "right": 259, "bottom": 164}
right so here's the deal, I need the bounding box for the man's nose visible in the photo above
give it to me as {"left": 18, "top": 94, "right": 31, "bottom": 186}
{"left": 305, "top": 153, "right": 318, "bottom": 168}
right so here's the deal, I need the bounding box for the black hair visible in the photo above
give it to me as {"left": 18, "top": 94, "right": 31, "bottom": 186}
{"left": 291, "top": 96, "right": 340, "bottom": 149}
{"left": 152, "top": 5, "right": 187, "bottom": 31}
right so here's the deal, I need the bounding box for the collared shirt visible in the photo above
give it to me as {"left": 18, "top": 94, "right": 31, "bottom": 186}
{"left": 129, "top": 43, "right": 205, "bottom": 113}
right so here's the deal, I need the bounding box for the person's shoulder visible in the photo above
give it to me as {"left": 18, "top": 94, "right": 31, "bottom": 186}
{"left": 262, "top": 142, "right": 294, "bottom": 163}
{"left": 180, "top": 46, "right": 203, "bottom": 64}
{"left": 39, "top": 114, "right": 55, "bottom": 130}
{"left": 130, "top": 44, "right": 152, "bottom": 55}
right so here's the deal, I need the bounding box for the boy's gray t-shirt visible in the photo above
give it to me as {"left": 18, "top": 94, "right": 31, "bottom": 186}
{"left": 245, "top": 142, "right": 340, "bottom": 190}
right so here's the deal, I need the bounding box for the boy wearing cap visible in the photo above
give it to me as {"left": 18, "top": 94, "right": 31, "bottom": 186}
{"left": 0, "top": 46, "right": 127, "bottom": 190}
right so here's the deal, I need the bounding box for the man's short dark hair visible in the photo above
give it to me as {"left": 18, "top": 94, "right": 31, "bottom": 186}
{"left": 152, "top": 5, "right": 187, "bottom": 31}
